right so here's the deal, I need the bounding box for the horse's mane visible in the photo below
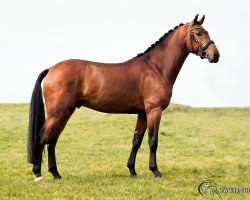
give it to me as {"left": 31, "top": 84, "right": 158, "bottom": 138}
{"left": 136, "top": 23, "right": 184, "bottom": 57}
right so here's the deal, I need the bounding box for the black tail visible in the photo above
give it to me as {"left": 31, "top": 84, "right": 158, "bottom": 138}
{"left": 27, "top": 69, "right": 49, "bottom": 164}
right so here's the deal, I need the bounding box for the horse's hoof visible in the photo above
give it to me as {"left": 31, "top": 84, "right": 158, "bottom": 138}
{"left": 54, "top": 176, "right": 62, "bottom": 180}
{"left": 34, "top": 176, "right": 43, "bottom": 182}
{"left": 128, "top": 168, "right": 137, "bottom": 178}
{"left": 155, "top": 173, "right": 162, "bottom": 178}
{"left": 130, "top": 173, "right": 138, "bottom": 178}
{"left": 54, "top": 175, "right": 62, "bottom": 180}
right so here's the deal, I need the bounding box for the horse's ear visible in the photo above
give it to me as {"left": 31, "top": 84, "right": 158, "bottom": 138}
{"left": 191, "top": 14, "right": 199, "bottom": 26}
{"left": 198, "top": 15, "right": 205, "bottom": 25}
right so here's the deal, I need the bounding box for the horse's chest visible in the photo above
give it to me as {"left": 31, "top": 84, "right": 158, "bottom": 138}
{"left": 144, "top": 83, "right": 173, "bottom": 111}
{"left": 161, "top": 89, "right": 173, "bottom": 109}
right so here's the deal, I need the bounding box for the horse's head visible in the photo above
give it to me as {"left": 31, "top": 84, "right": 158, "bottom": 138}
{"left": 185, "top": 14, "right": 220, "bottom": 63}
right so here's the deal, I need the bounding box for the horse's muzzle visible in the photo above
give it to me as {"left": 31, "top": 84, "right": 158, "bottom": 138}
{"left": 213, "top": 52, "right": 220, "bottom": 63}
{"left": 208, "top": 51, "right": 220, "bottom": 63}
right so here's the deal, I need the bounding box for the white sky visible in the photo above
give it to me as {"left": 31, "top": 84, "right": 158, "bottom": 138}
{"left": 0, "top": 0, "right": 249, "bottom": 107}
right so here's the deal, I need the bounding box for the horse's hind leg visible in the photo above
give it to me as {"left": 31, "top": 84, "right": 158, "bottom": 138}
{"left": 44, "top": 106, "right": 75, "bottom": 179}
{"left": 47, "top": 138, "right": 61, "bottom": 179}
{"left": 32, "top": 132, "right": 46, "bottom": 181}
{"left": 127, "top": 112, "right": 147, "bottom": 177}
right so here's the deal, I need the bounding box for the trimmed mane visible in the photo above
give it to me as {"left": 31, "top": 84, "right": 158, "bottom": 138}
{"left": 136, "top": 23, "right": 184, "bottom": 57}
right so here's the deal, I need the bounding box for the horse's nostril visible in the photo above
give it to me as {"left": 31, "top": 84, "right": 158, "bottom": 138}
{"left": 214, "top": 52, "right": 219, "bottom": 61}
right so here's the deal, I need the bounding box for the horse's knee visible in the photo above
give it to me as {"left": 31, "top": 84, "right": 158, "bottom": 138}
{"left": 149, "top": 135, "right": 158, "bottom": 151}
{"left": 133, "top": 138, "right": 143, "bottom": 150}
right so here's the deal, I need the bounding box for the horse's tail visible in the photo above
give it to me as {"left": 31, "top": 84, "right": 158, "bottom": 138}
{"left": 27, "top": 69, "right": 49, "bottom": 164}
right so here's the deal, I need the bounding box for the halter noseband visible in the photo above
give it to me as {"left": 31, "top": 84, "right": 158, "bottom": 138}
{"left": 189, "top": 23, "right": 214, "bottom": 59}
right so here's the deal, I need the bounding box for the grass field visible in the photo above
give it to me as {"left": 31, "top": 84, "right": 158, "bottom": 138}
{"left": 0, "top": 104, "right": 249, "bottom": 199}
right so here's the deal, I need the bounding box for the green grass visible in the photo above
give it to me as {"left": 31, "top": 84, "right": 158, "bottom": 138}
{"left": 0, "top": 104, "right": 249, "bottom": 199}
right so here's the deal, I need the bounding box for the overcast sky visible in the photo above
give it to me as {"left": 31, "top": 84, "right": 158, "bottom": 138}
{"left": 0, "top": 0, "right": 249, "bottom": 107}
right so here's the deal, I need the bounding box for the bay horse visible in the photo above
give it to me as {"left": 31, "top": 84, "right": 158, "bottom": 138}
{"left": 28, "top": 14, "right": 220, "bottom": 181}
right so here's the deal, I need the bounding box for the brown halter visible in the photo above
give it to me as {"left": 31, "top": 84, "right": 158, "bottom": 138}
{"left": 189, "top": 23, "right": 214, "bottom": 59}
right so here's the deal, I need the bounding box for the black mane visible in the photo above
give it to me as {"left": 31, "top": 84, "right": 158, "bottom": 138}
{"left": 136, "top": 23, "right": 184, "bottom": 57}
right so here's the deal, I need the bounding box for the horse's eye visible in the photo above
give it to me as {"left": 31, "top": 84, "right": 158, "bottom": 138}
{"left": 197, "top": 32, "right": 202, "bottom": 37}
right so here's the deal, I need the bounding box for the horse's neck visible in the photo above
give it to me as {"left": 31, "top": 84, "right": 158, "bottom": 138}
{"left": 147, "top": 30, "right": 189, "bottom": 84}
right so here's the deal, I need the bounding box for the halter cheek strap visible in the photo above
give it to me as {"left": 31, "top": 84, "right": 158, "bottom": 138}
{"left": 189, "top": 23, "right": 214, "bottom": 59}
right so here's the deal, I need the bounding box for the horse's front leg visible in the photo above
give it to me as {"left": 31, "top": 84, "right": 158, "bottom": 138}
{"left": 146, "top": 107, "right": 162, "bottom": 178}
{"left": 127, "top": 112, "right": 147, "bottom": 177}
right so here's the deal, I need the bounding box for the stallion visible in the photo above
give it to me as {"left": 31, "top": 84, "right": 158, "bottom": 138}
{"left": 28, "top": 14, "right": 220, "bottom": 181}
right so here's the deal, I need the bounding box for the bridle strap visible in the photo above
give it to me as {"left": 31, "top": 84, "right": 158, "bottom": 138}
{"left": 201, "top": 40, "right": 214, "bottom": 51}
{"left": 189, "top": 23, "right": 214, "bottom": 59}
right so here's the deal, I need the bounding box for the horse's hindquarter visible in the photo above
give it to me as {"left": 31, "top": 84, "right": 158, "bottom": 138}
{"left": 80, "top": 60, "right": 146, "bottom": 113}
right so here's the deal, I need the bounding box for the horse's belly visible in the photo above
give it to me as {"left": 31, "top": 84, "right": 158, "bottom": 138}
{"left": 80, "top": 65, "right": 145, "bottom": 113}
{"left": 79, "top": 93, "right": 144, "bottom": 114}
